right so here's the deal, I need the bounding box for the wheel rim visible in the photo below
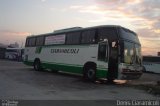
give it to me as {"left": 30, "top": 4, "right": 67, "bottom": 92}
{"left": 87, "top": 69, "right": 95, "bottom": 79}
{"left": 35, "top": 63, "right": 38, "bottom": 70}
{"left": 34, "top": 61, "right": 39, "bottom": 70}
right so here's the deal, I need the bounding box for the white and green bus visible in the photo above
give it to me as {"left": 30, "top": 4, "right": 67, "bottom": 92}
{"left": 24, "top": 25, "right": 143, "bottom": 81}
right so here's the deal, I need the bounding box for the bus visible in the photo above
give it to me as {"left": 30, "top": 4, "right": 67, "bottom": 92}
{"left": 5, "top": 48, "right": 24, "bottom": 61}
{"left": 143, "top": 56, "right": 160, "bottom": 74}
{"left": 24, "top": 25, "right": 143, "bottom": 82}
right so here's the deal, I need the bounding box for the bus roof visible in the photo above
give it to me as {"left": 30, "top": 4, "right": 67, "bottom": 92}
{"left": 27, "top": 25, "right": 135, "bottom": 38}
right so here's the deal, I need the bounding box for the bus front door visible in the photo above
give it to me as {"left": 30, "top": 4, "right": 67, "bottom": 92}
{"left": 107, "top": 41, "right": 118, "bottom": 81}
{"left": 97, "top": 41, "right": 109, "bottom": 78}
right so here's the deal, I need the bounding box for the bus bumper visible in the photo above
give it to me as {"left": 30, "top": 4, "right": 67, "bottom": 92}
{"left": 120, "top": 71, "right": 143, "bottom": 80}
{"left": 118, "top": 63, "right": 143, "bottom": 80}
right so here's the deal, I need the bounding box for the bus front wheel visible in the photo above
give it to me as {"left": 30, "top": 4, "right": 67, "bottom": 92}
{"left": 83, "top": 66, "right": 96, "bottom": 82}
{"left": 34, "top": 59, "right": 42, "bottom": 71}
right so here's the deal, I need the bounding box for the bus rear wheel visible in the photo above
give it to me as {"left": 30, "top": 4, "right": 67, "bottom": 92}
{"left": 83, "top": 66, "right": 96, "bottom": 82}
{"left": 34, "top": 60, "right": 42, "bottom": 71}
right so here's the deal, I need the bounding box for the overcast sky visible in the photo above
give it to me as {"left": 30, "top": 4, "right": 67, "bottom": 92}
{"left": 0, "top": 0, "right": 160, "bottom": 55}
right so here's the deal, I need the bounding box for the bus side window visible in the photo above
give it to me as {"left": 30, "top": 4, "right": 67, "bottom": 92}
{"left": 98, "top": 42, "right": 108, "bottom": 62}
{"left": 28, "top": 37, "right": 36, "bottom": 47}
{"left": 25, "top": 38, "right": 29, "bottom": 47}
{"left": 66, "top": 32, "right": 81, "bottom": 44}
{"left": 36, "top": 36, "right": 44, "bottom": 46}
{"left": 81, "top": 30, "right": 96, "bottom": 44}
{"left": 98, "top": 27, "right": 117, "bottom": 42}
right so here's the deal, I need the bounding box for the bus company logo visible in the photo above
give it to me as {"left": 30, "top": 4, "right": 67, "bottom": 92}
{"left": 51, "top": 48, "right": 79, "bottom": 54}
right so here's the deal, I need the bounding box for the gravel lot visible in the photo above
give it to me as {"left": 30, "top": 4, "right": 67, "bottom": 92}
{"left": 0, "top": 59, "right": 159, "bottom": 100}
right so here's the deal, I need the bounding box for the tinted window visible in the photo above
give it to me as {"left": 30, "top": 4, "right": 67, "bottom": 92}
{"left": 81, "top": 30, "right": 95, "bottom": 44}
{"left": 98, "top": 42, "right": 108, "bottom": 62}
{"left": 66, "top": 32, "right": 81, "bottom": 44}
{"left": 25, "top": 38, "right": 29, "bottom": 47}
{"left": 98, "top": 27, "right": 118, "bottom": 42}
{"left": 30, "top": 37, "right": 36, "bottom": 46}
{"left": 119, "top": 28, "right": 140, "bottom": 44}
{"left": 124, "top": 41, "right": 134, "bottom": 64}
{"left": 26, "top": 37, "right": 36, "bottom": 47}
{"left": 36, "top": 36, "right": 44, "bottom": 46}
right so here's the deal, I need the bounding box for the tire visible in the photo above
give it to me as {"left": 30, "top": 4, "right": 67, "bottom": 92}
{"left": 34, "top": 60, "right": 42, "bottom": 71}
{"left": 83, "top": 65, "right": 96, "bottom": 82}
{"left": 107, "top": 78, "right": 114, "bottom": 84}
{"left": 51, "top": 69, "right": 59, "bottom": 73}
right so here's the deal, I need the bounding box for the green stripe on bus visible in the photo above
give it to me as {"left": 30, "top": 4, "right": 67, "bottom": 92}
{"left": 23, "top": 61, "right": 33, "bottom": 66}
{"left": 24, "top": 60, "right": 108, "bottom": 78}
{"left": 42, "top": 61, "right": 83, "bottom": 67}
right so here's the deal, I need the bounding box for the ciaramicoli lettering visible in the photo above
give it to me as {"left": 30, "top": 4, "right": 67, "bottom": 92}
{"left": 51, "top": 49, "right": 79, "bottom": 54}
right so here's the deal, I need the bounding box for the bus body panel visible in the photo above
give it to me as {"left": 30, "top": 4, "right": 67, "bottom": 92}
{"left": 24, "top": 25, "right": 143, "bottom": 80}
{"left": 24, "top": 44, "right": 108, "bottom": 78}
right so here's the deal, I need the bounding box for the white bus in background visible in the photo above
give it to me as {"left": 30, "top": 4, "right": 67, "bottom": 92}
{"left": 143, "top": 56, "right": 160, "bottom": 74}
{"left": 24, "top": 25, "right": 143, "bottom": 82}
{"left": 5, "top": 48, "right": 24, "bottom": 61}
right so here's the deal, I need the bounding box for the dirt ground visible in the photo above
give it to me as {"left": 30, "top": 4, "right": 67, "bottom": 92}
{"left": 127, "top": 72, "right": 160, "bottom": 85}
{"left": 0, "top": 59, "right": 159, "bottom": 100}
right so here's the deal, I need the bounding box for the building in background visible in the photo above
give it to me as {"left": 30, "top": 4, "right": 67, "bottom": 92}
{"left": 5, "top": 48, "right": 24, "bottom": 61}
{"left": 0, "top": 43, "right": 24, "bottom": 61}
{"left": 143, "top": 55, "right": 160, "bottom": 74}
{"left": 8, "top": 42, "right": 19, "bottom": 48}
{"left": 0, "top": 43, "right": 7, "bottom": 59}
{"left": 0, "top": 47, "right": 6, "bottom": 59}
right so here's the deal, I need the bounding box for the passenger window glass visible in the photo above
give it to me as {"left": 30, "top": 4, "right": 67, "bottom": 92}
{"left": 25, "top": 38, "right": 29, "bottom": 47}
{"left": 36, "top": 36, "right": 44, "bottom": 46}
{"left": 81, "top": 30, "right": 95, "bottom": 44}
{"left": 98, "top": 42, "right": 108, "bottom": 62}
{"left": 66, "top": 32, "right": 81, "bottom": 44}
{"left": 28, "top": 37, "right": 36, "bottom": 47}
{"left": 98, "top": 27, "right": 117, "bottom": 42}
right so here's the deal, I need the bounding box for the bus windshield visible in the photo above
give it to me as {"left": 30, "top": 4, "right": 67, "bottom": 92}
{"left": 124, "top": 41, "right": 141, "bottom": 65}
{"left": 119, "top": 27, "right": 140, "bottom": 44}
{"left": 135, "top": 44, "right": 141, "bottom": 64}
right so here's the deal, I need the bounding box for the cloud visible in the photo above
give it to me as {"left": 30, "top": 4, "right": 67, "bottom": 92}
{"left": 70, "top": 5, "right": 83, "bottom": 9}
{"left": 136, "top": 28, "right": 160, "bottom": 38}
{"left": 70, "top": 5, "right": 105, "bottom": 15}
{"left": 0, "top": 30, "right": 30, "bottom": 45}
{"left": 137, "top": 27, "right": 160, "bottom": 55}
{"left": 0, "top": 30, "right": 30, "bottom": 36}
{"left": 41, "top": 0, "right": 46, "bottom": 2}
{"left": 70, "top": 0, "right": 160, "bottom": 29}
{"left": 94, "top": 0, "right": 160, "bottom": 30}
{"left": 139, "top": 37, "right": 160, "bottom": 55}
{"left": 70, "top": 0, "right": 160, "bottom": 55}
